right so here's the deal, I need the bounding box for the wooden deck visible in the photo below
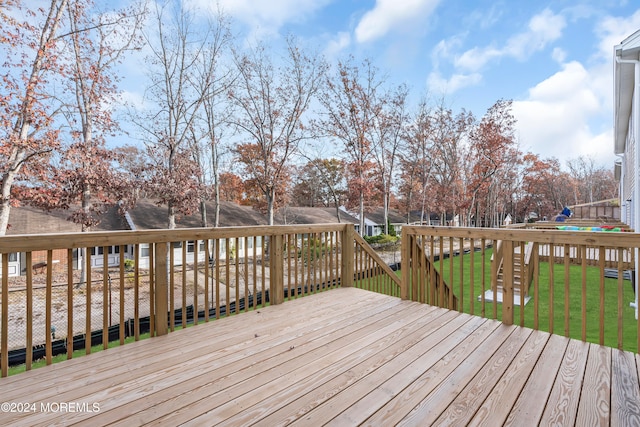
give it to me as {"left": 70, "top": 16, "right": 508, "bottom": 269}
{"left": 2, "top": 287, "right": 640, "bottom": 426}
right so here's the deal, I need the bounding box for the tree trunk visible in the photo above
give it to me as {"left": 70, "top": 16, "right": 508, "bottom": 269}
{"left": 267, "top": 191, "right": 275, "bottom": 226}
{"left": 213, "top": 150, "right": 220, "bottom": 228}
{"left": 382, "top": 192, "right": 389, "bottom": 235}
{"left": 0, "top": 167, "right": 19, "bottom": 236}
{"left": 168, "top": 202, "right": 176, "bottom": 229}
{"left": 359, "top": 191, "right": 365, "bottom": 236}
{"left": 200, "top": 199, "right": 207, "bottom": 227}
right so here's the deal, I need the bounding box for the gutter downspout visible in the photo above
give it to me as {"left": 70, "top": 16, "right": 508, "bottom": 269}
{"left": 615, "top": 153, "right": 625, "bottom": 223}
{"left": 616, "top": 55, "right": 640, "bottom": 319}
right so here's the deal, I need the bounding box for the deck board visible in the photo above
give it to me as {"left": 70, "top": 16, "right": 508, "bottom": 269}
{"left": 539, "top": 339, "right": 589, "bottom": 425}
{"left": 1, "top": 287, "right": 639, "bottom": 426}
{"left": 576, "top": 344, "right": 611, "bottom": 426}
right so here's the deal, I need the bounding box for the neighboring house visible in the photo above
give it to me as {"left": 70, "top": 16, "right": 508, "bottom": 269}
{"left": 3, "top": 204, "right": 129, "bottom": 276}
{"left": 2, "top": 200, "right": 270, "bottom": 276}
{"left": 338, "top": 206, "right": 408, "bottom": 237}
{"left": 408, "top": 211, "right": 445, "bottom": 225}
{"left": 613, "top": 28, "right": 640, "bottom": 317}
{"left": 363, "top": 208, "right": 406, "bottom": 236}
{"left": 125, "top": 199, "right": 269, "bottom": 268}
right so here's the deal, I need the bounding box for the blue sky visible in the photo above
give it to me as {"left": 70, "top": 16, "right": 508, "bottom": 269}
{"left": 121, "top": 0, "right": 640, "bottom": 169}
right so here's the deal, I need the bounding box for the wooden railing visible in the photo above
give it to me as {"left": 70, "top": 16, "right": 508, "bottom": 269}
{"left": 507, "top": 222, "right": 635, "bottom": 269}
{"left": 0, "top": 224, "right": 401, "bottom": 377}
{"left": 402, "top": 226, "right": 640, "bottom": 352}
{"left": 4, "top": 222, "right": 640, "bottom": 377}
{"left": 353, "top": 233, "right": 402, "bottom": 296}
{"left": 400, "top": 233, "right": 458, "bottom": 309}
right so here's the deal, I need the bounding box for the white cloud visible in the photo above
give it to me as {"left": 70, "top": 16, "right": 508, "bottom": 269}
{"left": 512, "top": 61, "right": 612, "bottom": 166}
{"left": 455, "top": 8, "right": 566, "bottom": 72}
{"left": 427, "top": 71, "right": 482, "bottom": 95}
{"left": 196, "top": 0, "right": 333, "bottom": 33}
{"left": 454, "top": 46, "right": 502, "bottom": 71}
{"left": 430, "top": 36, "right": 464, "bottom": 68}
{"left": 324, "top": 32, "right": 352, "bottom": 58}
{"left": 354, "top": 0, "right": 441, "bottom": 43}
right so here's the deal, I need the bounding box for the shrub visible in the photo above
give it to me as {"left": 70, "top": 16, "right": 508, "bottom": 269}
{"left": 364, "top": 234, "right": 399, "bottom": 245}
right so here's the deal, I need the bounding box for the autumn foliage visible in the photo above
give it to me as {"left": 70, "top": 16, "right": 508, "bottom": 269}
{"left": 0, "top": 2, "right": 619, "bottom": 232}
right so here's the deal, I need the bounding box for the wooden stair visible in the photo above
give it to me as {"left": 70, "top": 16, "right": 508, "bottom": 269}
{"left": 485, "top": 242, "right": 534, "bottom": 306}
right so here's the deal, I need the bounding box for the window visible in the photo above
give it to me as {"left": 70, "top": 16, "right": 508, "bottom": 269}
{"left": 187, "top": 241, "right": 195, "bottom": 253}
{"left": 140, "top": 244, "right": 150, "bottom": 257}
{"left": 7, "top": 252, "right": 17, "bottom": 262}
{"left": 89, "top": 246, "right": 120, "bottom": 256}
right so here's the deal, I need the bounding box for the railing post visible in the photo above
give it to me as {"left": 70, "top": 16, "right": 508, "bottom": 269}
{"left": 269, "top": 234, "right": 285, "bottom": 304}
{"left": 154, "top": 242, "right": 168, "bottom": 336}
{"left": 400, "top": 228, "right": 409, "bottom": 300}
{"left": 341, "top": 225, "right": 354, "bottom": 288}
{"left": 502, "top": 240, "right": 514, "bottom": 326}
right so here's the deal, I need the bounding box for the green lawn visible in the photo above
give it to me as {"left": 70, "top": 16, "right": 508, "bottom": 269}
{"left": 397, "top": 248, "right": 639, "bottom": 353}
{"left": 7, "top": 333, "right": 150, "bottom": 376}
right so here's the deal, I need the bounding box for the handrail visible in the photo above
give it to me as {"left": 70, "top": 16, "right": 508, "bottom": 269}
{"left": 353, "top": 233, "right": 402, "bottom": 290}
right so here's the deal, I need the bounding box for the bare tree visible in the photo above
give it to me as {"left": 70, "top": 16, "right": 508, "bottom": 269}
{"left": 53, "top": 0, "right": 146, "bottom": 230}
{"left": 465, "top": 99, "right": 517, "bottom": 227}
{"left": 429, "top": 101, "right": 474, "bottom": 225}
{"left": 398, "top": 96, "right": 434, "bottom": 224}
{"left": 369, "top": 83, "right": 409, "bottom": 234}
{"left": 229, "top": 36, "right": 326, "bottom": 225}
{"left": 191, "top": 9, "right": 235, "bottom": 227}
{"left": 137, "top": 1, "right": 215, "bottom": 229}
{"left": 318, "top": 57, "right": 384, "bottom": 235}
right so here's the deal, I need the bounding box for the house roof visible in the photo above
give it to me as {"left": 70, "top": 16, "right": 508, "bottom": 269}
{"left": 614, "top": 29, "right": 640, "bottom": 155}
{"left": 6, "top": 204, "right": 128, "bottom": 235}
{"left": 274, "top": 206, "right": 359, "bottom": 225}
{"left": 126, "top": 199, "right": 268, "bottom": 230}
{"left": 364, "top": 208, "right": 407, "bottom": 225}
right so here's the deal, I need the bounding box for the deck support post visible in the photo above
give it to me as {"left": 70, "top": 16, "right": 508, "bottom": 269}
{"left": 502, "top": 240, "right": 514, "bottom": 326}
{"left": 154, "top": 242, "right": 168, "bottom": 336}
{"left": 341, "top": 225, "right": 355, "bottom": 288}
{"left": 270, "top": 234, "right": 284, "bottom": 304}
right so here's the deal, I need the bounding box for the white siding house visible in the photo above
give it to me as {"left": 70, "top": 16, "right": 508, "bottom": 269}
{"left": 614, "top": 28, "right": 640, "bottom": 316}
{"left": 614, "top": 29, "right": 640, "bottom": 228}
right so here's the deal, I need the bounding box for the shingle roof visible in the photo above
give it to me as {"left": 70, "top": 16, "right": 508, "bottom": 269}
{"left": 362, "top": 207, "right": 407, "bottom": 225}
{"left": 274, "top": 206, "right": 359, "bottom": 225}
{"left": 6, "top": 204, "right": 127, "bottom": 235}
{"left": 126, "top": 199, "right": 268, "bottom": 229}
